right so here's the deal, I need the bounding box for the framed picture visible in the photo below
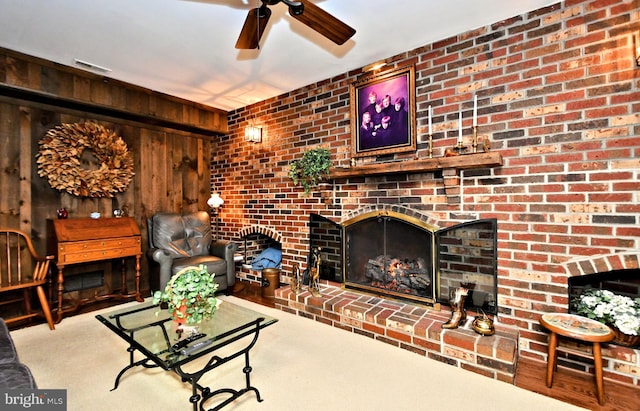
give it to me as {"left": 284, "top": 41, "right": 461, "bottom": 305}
{"left": 350, "top": 65, "right": 416, "bottom": 158}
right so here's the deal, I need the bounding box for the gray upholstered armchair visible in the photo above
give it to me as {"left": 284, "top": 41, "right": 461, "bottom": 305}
{"left": 146, "top": 211, "right": 237, "bottom": 293}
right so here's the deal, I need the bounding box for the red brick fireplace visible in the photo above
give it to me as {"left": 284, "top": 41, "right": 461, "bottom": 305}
{"left": 273, "top": 205, "right": 512, "bottom": 382}
{"left": 214, "top": 0, "right": 640, "bottom": 387}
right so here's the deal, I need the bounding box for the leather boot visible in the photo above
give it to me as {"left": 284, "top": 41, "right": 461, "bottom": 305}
{"left": 442, "top": 310, "right": 466, "bottom": 329}
{"left": 442, "top": 287, "right": 468, "bottom": 329}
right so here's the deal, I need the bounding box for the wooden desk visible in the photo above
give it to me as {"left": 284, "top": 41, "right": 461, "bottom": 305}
{"left": 47, "top": 217, "right": 144, "bottom": 323}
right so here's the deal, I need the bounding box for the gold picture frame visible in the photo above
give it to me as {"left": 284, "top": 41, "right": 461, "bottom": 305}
{"left": 350, "top": 65, "right": 416, "bottom": 158}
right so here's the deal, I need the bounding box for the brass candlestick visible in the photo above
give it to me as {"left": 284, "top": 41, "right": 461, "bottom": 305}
{"left": 472, "top": 126, "right": 478, "bottom": 153}
{"left": 428, "top": 134, "right": 433, "bottom": 158}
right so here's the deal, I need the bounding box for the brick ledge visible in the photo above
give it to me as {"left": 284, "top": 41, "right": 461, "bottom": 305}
{"left": 274, "top": 282, "right": 519, "bottom": 383}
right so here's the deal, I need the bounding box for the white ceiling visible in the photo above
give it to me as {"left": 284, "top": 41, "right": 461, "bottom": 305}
{"left": 0, "top": 0, "right": 555, "bottom": 112}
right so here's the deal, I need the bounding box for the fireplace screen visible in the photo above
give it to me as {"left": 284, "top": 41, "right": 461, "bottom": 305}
{"left": 309, "top": 213, "right": 342, "bottom": 283}
{"left": 438, "top": 219, "right": 498, "bottom": 314}
{"left": 344, "top": 212, "right": 435, "bottom": 304}
{"left": 341, "top": 211, "right": 498, "bottom": 313}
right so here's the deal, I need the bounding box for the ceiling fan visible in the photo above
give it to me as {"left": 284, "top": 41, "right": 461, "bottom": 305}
{"left": 235, "top": 0, "right": 356, "bottom": 49}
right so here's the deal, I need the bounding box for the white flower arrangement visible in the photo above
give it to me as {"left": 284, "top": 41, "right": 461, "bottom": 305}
{"left": 574, "top": 289, "right": 640, "bottom": 336}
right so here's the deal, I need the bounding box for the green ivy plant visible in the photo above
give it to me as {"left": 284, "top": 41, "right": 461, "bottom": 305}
{"left": 288, "top": 147, "right": 332, "bottom": 193}
{"left": 152, "top": 265, "right": 220, "bottom": 325}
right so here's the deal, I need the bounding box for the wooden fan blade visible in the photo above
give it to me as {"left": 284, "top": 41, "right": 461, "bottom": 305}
{"left": 291, "top": 1, "right": 355, "bottom": 45}
{"left": 235, "top": 6, "right": 272, "bottom": 49}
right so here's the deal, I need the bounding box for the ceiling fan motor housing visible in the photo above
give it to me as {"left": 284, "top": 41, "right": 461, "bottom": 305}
{"left": 264, "top": 0, "right": 304, "bottom": 15}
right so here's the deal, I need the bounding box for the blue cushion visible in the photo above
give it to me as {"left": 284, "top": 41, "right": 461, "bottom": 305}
{"left": 251, "top": 247, "right": 282, "bottom": 269}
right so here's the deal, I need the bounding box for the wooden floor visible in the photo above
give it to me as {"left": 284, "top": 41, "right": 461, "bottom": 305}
{"left": 232, "top": 281, "right": 276, "bottom": 308}
{"left": 515, "top": 356, "right": 640, "bottom": 411}
{"left": 234, "top": 282, "right": 640, "bottom": 411}
{"left": 10, "top": 282, "right": 640, "bottom": 410}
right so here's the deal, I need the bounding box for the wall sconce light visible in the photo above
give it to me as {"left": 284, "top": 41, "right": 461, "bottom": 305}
{"left": 362, "top": 60, "right": 386, "bottom": 72}
{"left": 245, "top": 125, "right": 262, "bottom": 143}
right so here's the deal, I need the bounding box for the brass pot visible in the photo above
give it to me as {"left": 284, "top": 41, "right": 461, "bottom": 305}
{"left": 261, "top": 268, "right": 281, "bottom": 298}
{"left": 472, "top": 314, "right": 495, "bottom": 336}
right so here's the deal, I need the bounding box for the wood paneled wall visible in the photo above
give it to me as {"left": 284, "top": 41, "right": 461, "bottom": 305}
{"left": 0, "top": 47, "right": 228, "bottom": 295}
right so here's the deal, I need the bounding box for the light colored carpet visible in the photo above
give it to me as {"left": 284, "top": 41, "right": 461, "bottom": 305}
{"left": 10, "top": 297, "right": 586, "bottom": 411}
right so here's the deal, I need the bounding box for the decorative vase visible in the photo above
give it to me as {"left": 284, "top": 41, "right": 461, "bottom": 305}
{"left": 610, "top": 326, "right": 640, "bottom": 347}
{"left": 57, "top": 208, "right": 68, "bottom": 219}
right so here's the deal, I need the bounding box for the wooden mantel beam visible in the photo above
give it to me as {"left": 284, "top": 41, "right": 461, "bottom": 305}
{"left": 329, "top": 152, "right": 503, "bottom": 179}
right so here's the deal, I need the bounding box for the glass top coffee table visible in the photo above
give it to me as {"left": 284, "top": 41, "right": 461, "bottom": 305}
{"left": 96, "top": 300, "right": 278, "bottom": 411}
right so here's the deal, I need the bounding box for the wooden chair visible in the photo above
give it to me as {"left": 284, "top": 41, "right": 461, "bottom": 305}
{"left": 0, "top": 229, "right": 55, "bottom": 330}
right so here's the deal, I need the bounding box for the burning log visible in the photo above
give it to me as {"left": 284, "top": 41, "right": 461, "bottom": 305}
{"left": 365, "top": 258, "right": 386, "bottom": 282}
{"left": 365, "top": 255, "right": 431, "bottom": 295}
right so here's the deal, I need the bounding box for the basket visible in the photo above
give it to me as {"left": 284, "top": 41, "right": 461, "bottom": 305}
{"left": 611, "top": 326, "right": 640, "bottom": 348}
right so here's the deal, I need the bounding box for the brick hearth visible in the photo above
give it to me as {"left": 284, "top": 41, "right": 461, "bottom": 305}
{"left": 274, "top": 281, "right": 519, "bottom": 383}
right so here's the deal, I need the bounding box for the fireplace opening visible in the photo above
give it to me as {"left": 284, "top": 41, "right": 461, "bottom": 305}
{"left": 568, "top": 269, "right": 640, "bottom": 308}
{"left": 238, "top": 233, "right": 281, "bottom": 269}
{"left": 567, "top": 268, "right": 640, "bottom": 347}
{"left": 339, "top": 210, "right": 498, "bottom": 312}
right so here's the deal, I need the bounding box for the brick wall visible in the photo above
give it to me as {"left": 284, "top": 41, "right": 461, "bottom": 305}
{"left": 214, "top": 0, "right": 640, "bottom": 385}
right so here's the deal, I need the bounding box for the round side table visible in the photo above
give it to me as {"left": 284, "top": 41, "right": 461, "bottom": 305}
{"left": 539, "top": 313, "right": 615, "bottom": 405}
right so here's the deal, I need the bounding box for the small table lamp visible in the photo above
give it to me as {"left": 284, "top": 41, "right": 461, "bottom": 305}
{"left": 207, "top": 192, "right": 224, "bottom": 238}
{"left": 207, "top": 192, "right": 224, "bottom": 211}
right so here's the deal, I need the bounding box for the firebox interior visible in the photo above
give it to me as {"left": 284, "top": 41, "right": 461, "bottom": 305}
{"left": 343, "top": 212, "right": 436, "bottom": 304}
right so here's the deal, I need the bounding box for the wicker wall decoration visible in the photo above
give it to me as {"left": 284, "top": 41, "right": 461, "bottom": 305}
{"left": 36, "top": 122, "right": 134, "bottom": 198}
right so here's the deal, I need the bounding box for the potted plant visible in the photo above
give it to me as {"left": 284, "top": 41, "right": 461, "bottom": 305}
{"left": 152, "top": 265, "right": 220, "bottom": 325}
{"left": 573, "top": 288, "right": 640, "bottom": 346}
{"left": 288, "top": 147, "right": 332, "bottom": 193}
